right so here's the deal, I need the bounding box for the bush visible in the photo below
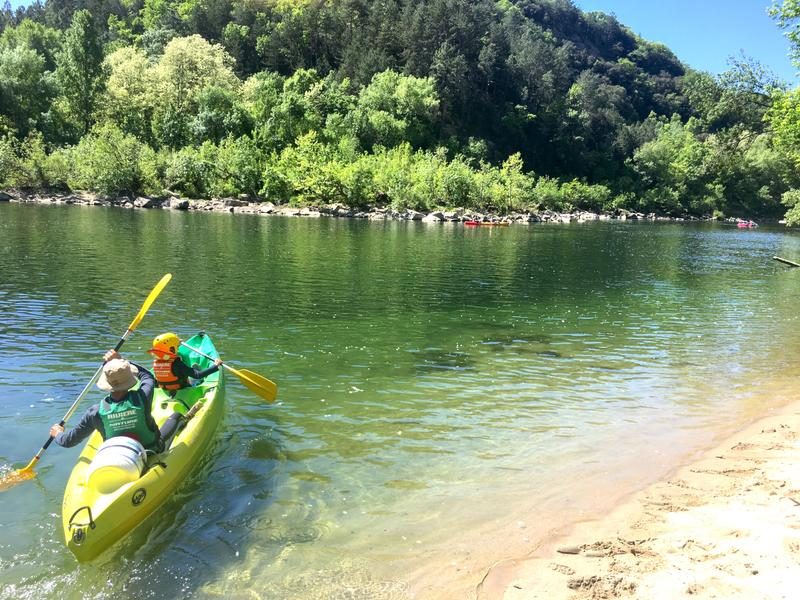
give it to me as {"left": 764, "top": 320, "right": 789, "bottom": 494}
{"left": 164, "top": 142, "right": 218, "bottom": 198}
{"left": 212, "top": 135, "right": 263, "bottom": 197}
{"left": 69, "top": 124, "right": 160, "bottom": 196}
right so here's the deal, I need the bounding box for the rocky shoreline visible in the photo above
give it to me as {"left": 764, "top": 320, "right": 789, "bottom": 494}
{"left": 0, "top": 189, "right": 751, "bottom": 225}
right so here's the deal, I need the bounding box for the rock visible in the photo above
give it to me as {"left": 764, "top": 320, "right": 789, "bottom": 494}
{"left": 134, "top": 196, "right": 157, "bottom": 209}
{"left": 423, "top": 211, "right": 444, "bottom": 222}
{"left": 221, "top": 197, "right": 248, "bottom": 207}
{"left": 258, "top": 202, "right": 276, "bottom": 214}
{"left": 557, "top": 545, "right": 582, "bottom": 555}
{"left": 0, "top": 191, "right": 13, "bottom": 201}
{"left": 168, "top": 198, "right": 189, "bottom": 210}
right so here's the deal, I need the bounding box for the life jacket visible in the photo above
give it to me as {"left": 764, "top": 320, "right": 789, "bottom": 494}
{"left": 152, "top": 354, "right": 188, "bottom": 391}
{"left": 98, "top": 390, "right": 159, "bottom": 450}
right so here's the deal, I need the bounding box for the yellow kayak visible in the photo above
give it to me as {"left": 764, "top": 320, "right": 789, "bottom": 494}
{"left": 61, "top": 332, "right": 224, "bottom": 561}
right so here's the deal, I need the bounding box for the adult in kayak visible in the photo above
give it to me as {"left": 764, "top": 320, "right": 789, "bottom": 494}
{"left": 148, "top": 332, "right": 222, "bottom": 397}
{"left": 49, "top": 350, "right": 182, "bottom": 453}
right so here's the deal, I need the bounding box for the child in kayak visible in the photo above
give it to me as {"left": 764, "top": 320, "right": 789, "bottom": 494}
{"left": 50, "top": 350, "right": 171, "bottom": 452}
{"left": 147, "top": 332, "right": 222, "bottom": 400}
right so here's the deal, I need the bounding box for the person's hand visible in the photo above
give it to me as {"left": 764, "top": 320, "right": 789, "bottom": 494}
{"left": 104, "top": 349, "right": 121, "bottom": 362}
{"left": 214, "top": 358, "right": 223, "bottom": 366}
{"left": 50, "top": 424, "right": 64, "bottom": 438}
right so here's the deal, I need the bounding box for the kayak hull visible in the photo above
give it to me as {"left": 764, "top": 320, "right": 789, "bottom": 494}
{"left": 61, "top": 333, "right": 224, "bottom": 562}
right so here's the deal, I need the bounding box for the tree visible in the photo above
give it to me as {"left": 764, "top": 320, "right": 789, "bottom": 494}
{"left": 0, "top": 46, "right": 50, "bottom": 136}
{"left": 54, "top": 9, "right": 104, "bottom": 135}
{"left": 0, "top": 18, "right": 62, "bottom": 71}
{"left": 629, "top": 115, "right": 721, "bottom": 215}
{"left": 101, "top": 46, "right": 156, "bottom": 141}
{"left": 150, "top": 34, "right": 239, "bottom": 147}
{"left": 771, "top": 0, "right": 800, "bottom": 65}
{"left": 349, "top": 69, "right": 440, "bottom": 150}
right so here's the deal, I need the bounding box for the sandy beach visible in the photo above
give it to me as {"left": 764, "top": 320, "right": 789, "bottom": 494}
{"left": 476, "top": 401, "right": 800, "bottom": 600}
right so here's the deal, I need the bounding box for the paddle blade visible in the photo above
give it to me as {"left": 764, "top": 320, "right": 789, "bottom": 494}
{"left": 0, "top": 464, "right": 36, "bottom": 492}
{"left": 126, "top": 273, "right": 172, "bottom": 332}
{"left": 231, "top": 367, "right": 278, "bottom": 402}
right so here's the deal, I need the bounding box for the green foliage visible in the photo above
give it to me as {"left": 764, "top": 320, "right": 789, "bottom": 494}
{"left": 0, "top": 0, "right": 796, "bottom": 222}
{"left": 771, "top": 0, "right": 800, "bottom": 65}
{"left": 190, "top": 85, "right": 252, "bottom": 144}
{"left": 212, "top": 135, "right": 263, "bottom": 197}
{"left": 70, "top": 123, "right": 159, "bottom": 196}
{"left": 54, "top": 10, "right": 104, "bottom": 136}
{"left": 629, "top": 116, "right": 721, "bottom": 215}
{"left": 101, "top": 47, "right": 155, "bottom": 141}
{"left": 0, "top": 45, "right": 51, "bottom": 136}
{"left": 0, "top": 19, "right": 62, "bottom": 71}
{"left": 349, "top": 70, "right": 440, "bottom": 150}
{"left": 164, "top": 142, "right": 217, "bottom": 198}
{"left": 781, "top": 188, "right": 800, "bottom": 225}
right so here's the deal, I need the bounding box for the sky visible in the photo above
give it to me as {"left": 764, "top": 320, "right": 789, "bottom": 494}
{"left": 574, "top": 0, "right": 799, "bottom": 83}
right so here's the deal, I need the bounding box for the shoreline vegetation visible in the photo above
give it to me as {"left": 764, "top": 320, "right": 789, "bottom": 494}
{"left": 0, "top": 189, "right": 769, "bottom": 225}
{"left": 482, "top": 400, "right": 800, "bottom": 600}
{"left": 4, "top": 2, "right": 800, "bottom": 227}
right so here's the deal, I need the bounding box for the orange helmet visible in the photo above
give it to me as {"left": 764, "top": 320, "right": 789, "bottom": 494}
{"left": 148, "top": 332, "right": 180, "bottom": 358}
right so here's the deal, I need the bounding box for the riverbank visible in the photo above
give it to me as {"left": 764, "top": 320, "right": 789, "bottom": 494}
{"left": 479, "top": 400, "right": 800, "bottom": 600}
{"left": 0, "top": 189, "right": 729, "bottom": 224}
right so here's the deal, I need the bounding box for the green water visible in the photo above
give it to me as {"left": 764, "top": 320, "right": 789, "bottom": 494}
{"left": 2, "top": 203, "right": 800, "bottom": 599}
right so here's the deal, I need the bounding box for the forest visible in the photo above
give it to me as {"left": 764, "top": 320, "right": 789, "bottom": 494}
{"left": 2, "top": 0, "right": 800, "bottom": 221}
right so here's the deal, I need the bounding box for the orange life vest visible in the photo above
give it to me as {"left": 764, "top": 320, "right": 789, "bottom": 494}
{"left": 152, "top": 354, "right": 185, "bottom": 391}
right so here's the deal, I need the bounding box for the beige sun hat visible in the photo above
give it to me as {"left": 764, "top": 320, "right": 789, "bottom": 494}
{"left": 97, "top": 358, "right": 138, "bottom": 392}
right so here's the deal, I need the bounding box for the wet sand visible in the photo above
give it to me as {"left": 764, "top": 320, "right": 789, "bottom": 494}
{"left": 478, "top": 400, "right": 800, "bottom": 600}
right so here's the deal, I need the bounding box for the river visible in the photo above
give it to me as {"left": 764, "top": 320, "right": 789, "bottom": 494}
{"left": 1, "top": 203, "right": 799, "bottom": 599}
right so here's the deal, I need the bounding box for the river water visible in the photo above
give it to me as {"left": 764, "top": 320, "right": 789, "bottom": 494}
{"left": 1, "top": 204, "right": 800, "bottom": 599}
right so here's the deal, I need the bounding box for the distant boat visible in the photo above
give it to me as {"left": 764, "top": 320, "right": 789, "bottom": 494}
{"left": 464, "top": 221, "right": 510, "bottom": 227}
{"left": 737, "top": 220, "right": 758, "bottom": 229}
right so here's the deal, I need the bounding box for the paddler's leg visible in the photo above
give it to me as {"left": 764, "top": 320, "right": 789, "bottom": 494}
{"left": 159, "top": 412, "right": 185, "bottom": 448}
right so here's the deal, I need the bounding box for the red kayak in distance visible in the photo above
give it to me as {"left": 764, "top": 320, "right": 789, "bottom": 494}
{"left": 464, "top": 221, "right": 510, "bottom": 227}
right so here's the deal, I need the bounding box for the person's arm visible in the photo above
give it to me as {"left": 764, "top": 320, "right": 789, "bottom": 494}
{"left": 131, "top": 361, "right": 156, "bottom": 400}
{"left": 50, "top": 406, "right": 101, "bottom": 448}
{"left": 173, "top": 357, "right": 221, "bottom": 380}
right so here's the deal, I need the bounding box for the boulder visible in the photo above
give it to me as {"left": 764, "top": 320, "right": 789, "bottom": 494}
{"left": 134, "top": 196, "right": 157, "bottom": 209}
{"left": 168, "top": 198, "right": 190, "bottom": 210}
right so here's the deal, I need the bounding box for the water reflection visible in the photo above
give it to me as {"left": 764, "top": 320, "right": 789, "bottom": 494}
{"left": 3, "top": 205, "right": 800, "bottom": 598}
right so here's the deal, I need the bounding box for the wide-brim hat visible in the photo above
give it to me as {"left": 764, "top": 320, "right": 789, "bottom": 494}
{"left": 97, "top": 358, "right": 138, "bottom": 392}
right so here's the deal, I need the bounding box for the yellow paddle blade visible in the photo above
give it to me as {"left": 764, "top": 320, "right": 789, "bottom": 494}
{"left": 0, "top": 465, "right": 36, "bottom": 491}
{"left": 126, "top": 273, "right": 172, "bottom": 332}
{"left": 228, "top": 366, "right": 278, "bottom": 402}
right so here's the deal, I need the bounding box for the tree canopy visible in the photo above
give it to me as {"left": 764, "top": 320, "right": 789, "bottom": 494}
{"left": 0, "top": 0, "right": 798, "bottom": 221}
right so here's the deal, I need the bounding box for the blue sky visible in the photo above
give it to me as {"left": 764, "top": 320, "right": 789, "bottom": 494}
{"left": 574, "top": 0, "right": 798, "bottom": 83}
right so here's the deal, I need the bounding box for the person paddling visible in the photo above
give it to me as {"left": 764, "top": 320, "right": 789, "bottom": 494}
{"left": 50, "top": 350, "right": 173, "bottom": 452}
{"left": 148, "top": 332, "right": 222, "bottom": 396}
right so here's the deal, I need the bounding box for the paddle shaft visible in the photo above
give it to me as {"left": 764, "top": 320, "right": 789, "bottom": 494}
{"left": 773, "top": 256, "right": 800, "bottom": 268}
{"left": 180, "top": 341, "right": 277, "bottom": 402}
{"left": 27, "top": 274, "right": 173, "bottom": 467}
{"left": 38, "top": 333, "right": 131, "bottom": 455}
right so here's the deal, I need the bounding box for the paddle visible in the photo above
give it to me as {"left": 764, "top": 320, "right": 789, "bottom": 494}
{"left": 0, "top": 273, "right": 173, "bottom": 491}
{"left": 773, "top": 256, "right": 800, "bottom": 268}
{"left": 180, "top": 341, "right": 278, "bottom": 403}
